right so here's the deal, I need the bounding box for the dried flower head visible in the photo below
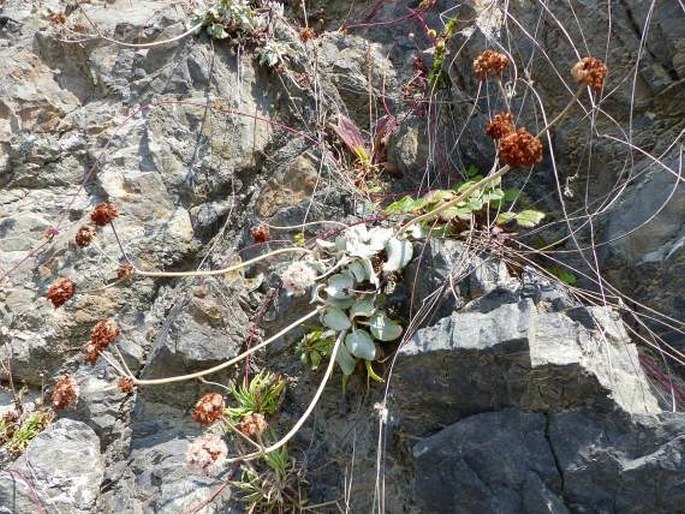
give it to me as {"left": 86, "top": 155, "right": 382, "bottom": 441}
{"left": 46, "top": 277, "right": 75, "bottom": 308}
{"left": 117, "top": 264, "right": 134, "bottom": 281}
{"left": 117, "top": 376, "right": 135, "bottom": 393}
{"left": 75, "top": 225, "right": 96, "bottom": 248}
{"left": 299, "top": 27, "right": 316, "bottom": 42}
{"left": 281, "top": 261, "right": 319, "bottom": 297}
{"left": 186, "top": 434, "right": 228, "bottom": 475}
{"left": 83, "top": 340, "right": 101, "bottom": 364}
{"left": 51, "top": 375, "right": 79, "bottom": 410}
{"left": 91, "top": 320, "right": 120, "bottom": 350}
{"left": 237, "top": 412, "right": 268, "bottom": 439}
{"left": 90, "top": 202, "right": 119, "bottom": 226}
{"left": 473, "top": 50, "right": 509, "bottom": 80}
{"left": 485, "top": 112, "right": 515, "bottom": 140}
{"left": 251, "top": 225, "right": 271, "bottom": 243}
{"left": 571, "top": 57, "right": 608, "bottom": 91}
{"left": 192, "top": 392, "right": 226, "bottom": 426}
{"left": 498, "top": 128, "right": 543, "bottom": 168}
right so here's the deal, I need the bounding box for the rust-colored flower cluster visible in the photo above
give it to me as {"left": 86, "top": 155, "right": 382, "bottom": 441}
{"left": 75, "top": 225, "right": 96, "bottom": 248}
{"left": 237, "top": 412, "right": 268, "bottom": 438}
{"left": 571, "top": 57, "right": 608, "bottom": 91}
{"left": 46, "top": 277, "right": 76, "bottom": 308}
{"left": 90, "top": 202, "right": 119, "bottom": 226}
{"left": 117, "top": 376, "right": 135, "bottom": 393}
{"left": 485, "top": 112, "right": 515, "bottom": 140}
{"left": 473, "top": 50, "right": 509, "bottom": 80}
{"left": 117, "top": 264, "right": 134, "bottom": 281}
{"left": 192, "top": 392, "right": 226, "bottom": 426}
{"left": 51, "top": 375, "right": 79, "bottom": 410}
{"left": 251, "top": 224, "right": 271, "bottom": 243}
{"left": 83, "top": 319, "right": 120, "bottom": 364}
{"left": 498, "top": 128, "right": 544, "bottom": 168}
{"left": 299, "top": 27, "right": 316, "bottom": 42}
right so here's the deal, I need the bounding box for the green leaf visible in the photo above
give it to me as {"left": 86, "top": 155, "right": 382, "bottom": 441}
{"left": 515, "top": 210, "right": 546, "bottom": 228}
{"left": 348, "top": 259, "right": 369, "bottom": 283}
{"left": 207, "top": 23, "right": 229, "bottom": 39}
{"left": 321, "top": 307, "right": 352, "bottom": 331}
{"left": 465, "top": 164, "right": 480, "bottom": 178}
{"left": 367, "top": 312, "right": 402, "bottom": 341}
{"left": 496, "top": 212, "right": 516, "bottom": 224}
{"left": 336, "top": 342, "right": 357, "bottom": 376}
{"left": 349, "top": 298, "right": 376, "bottom": 319}
{"left": 324, "top": 272, "right": 355, "bottom": 299}
{"left": 385, "top": 196, "right": 426, "bottom": 215}
{"left": 503, "top": 189, "right": 520, "bottom": 202}
{"left": 547, "top": 266, "right": 577, "bottom": 285}
{"left": 345, "top": 330, "right": 377, "bottom": 360}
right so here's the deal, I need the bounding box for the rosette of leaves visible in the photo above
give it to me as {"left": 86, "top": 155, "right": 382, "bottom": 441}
{"left": 308, "top": 224, "right": 412, "bottom": 380}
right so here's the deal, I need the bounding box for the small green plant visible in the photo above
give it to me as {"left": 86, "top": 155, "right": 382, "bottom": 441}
{"left": 234, "top": 442, "right": 304, "bottom": 513}
{"left": 225, "top": 371, "right": 287, "bottom": 422}
{"left": 6, "top": 410, "right": 53, "bottom": 455}
{"left": 385, "top": 173, "right": 546, "bottom": 235}
{"left": 427, "top": 17, "right": 459, "bottom": 90}
{"left": 295, "top": 328, "right": 336, "bottom": 371}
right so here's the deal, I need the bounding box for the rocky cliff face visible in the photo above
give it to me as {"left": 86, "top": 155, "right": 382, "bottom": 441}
{"left": 1, "top": 1, "right": 684, "bottom": 513}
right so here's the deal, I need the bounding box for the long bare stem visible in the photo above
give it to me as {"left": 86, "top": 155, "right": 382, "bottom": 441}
{"left": 133, "top": 247, "right": 313, "bottom": 279}
{"left": 128, "top": 307, "right": 324, "bottom": 386}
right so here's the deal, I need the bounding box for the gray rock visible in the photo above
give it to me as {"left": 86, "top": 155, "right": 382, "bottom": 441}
{"left": 0, "top": 419, "right": 104, "bottom": 514}
{"left": 413, "top": 408, "right": 566, "bottom": 514}
{"left": 393, "top": 299, "right": 659, "bottom": 435}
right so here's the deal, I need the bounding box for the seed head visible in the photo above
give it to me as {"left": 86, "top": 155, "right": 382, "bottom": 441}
{"left": 571, "top": 57, "right": 608, "bottom": 91}
{"left": 117, "top": 376, "right": 135, "bottom": 393}
{"left": 51, "top": 375, "right": 79, "bottom": 410}
{"left": 498, "top": 128, "right": 543, "bottom": 168}
{"left": 117, "top": 264, "right": 134, "bottom": 281}
{"left": 473, "top": 50, "right": 509, "bottom": 80}
{"left": 251, "top": 225, "right": 271, "bottom": 243}
{"left": 90, "top": 202, "right": 119, "bottom": 226}
{"left": 75, "top": 225, "right": 96, "bottom": 248}
{"left": 192, "top": 392, "right": 226, "bottom": 426}
{"left": 186, "top": 434, "right": 228, "bottom": 475}
{"left": 47, "top": 277, "right": 75, "bottom": 308}
{"left": 485, "top": 112, "right": 515, "bottom": 140}
{"left": 237, "top": 412, "right": 268, "bottom": 439}
{"left": 91, "top": 320, "right": 120, "bottom": 350}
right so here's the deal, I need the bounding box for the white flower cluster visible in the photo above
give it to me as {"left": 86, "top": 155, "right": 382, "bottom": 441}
{"left": 281, "top": 261, "right": 319, "bottom": 297}
{"left": 186, "top": 434, "right": 228, "bottom": 475}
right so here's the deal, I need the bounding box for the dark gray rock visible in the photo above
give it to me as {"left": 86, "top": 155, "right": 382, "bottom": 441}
{"left": 0, "top": 419, "right": 103, "bottom": 514}
{"left": 413, "top": 408, "right": 566, "bottom": 514}
{"left": 393, "top": 299, "right": 658, "bottom": 435}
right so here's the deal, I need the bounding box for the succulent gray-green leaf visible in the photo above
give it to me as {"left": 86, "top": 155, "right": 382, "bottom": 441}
{"left": 336, "top": 342, "right": 357, "bottom": 375}
{"left": 368, "top": 312, "right": 402, "bottom": 341}
{"left": 345, "top": 330, "right": 377, "bottom": 360}
{"left": 324, "top": 272, "right": 355, "bottom": 299}
{"left": 326, "top": 297, "right": 356, "bottom": 310}
{"left": 349, "top": 298, "right": 376, "bottom": 319}
{"left": 348, "top": 259, "right": 369, "bottom": 282}
{"left": 367, "top": 227, "right": 394, "bottom": 252}
{"left": 383, "top": 238, "right": 413, "bottom": 272}
{"left": 321, "top": 307, "right": 352, "bottom": 331}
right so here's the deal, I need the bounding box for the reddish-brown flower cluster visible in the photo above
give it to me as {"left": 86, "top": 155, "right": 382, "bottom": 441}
{"left": 186, "top": 434, "right": 228, "bottom": 475}
{"left": 485, "top": 112, "right": 515, "bottom": 140}
{"left": 51, "top": 375, "right": 79, "bottom": 410}
{"left": 571, "top": 57, "right": 608, "bottom": 91}
{"left": 90, "top": 202, "right": 119, "bottom": 226}
{"left": 299, "top": 27, "right": 316, "bottom": 42}
{"left": 117, "top": 376, "right": 135, "bottom": 393}
{"left": 237, "top": 412, "right": 268, "bottom": 438}
{"left": 83, "top": 319, "right": 120, "bottom": 364}
{"left": 473, "top": 50, "right": 509, "bottom": 80}
{"left": 75, "top": 225, "right": 96, "bottom": 248}
{"left": 46, "top": 277, "right": 76, "bottom": 308}
{"left": 251, "top": 224, "right": 271, "bottom": 243}
{"left": 498, "top": 128, "right": 544, "bottom": 168}
{"left": 117, "top": 264, "right": 134, "bottom": 281}
{"left": 192, "top": 392, "right": 226, "bottom": 426}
